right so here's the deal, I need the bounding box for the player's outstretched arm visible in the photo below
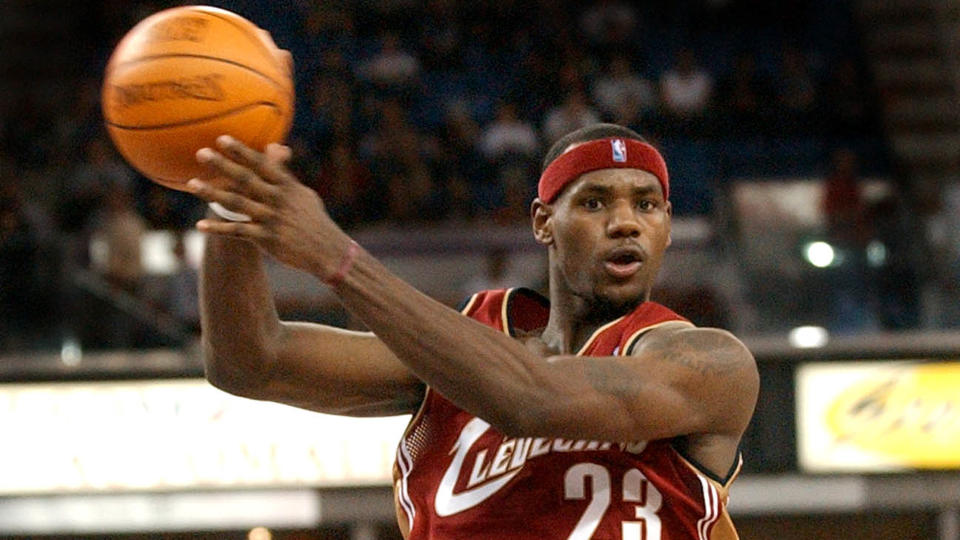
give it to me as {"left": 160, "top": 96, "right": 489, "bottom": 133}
{"left": 190, "top": 137, "right": 754, "bottom": 442}
{"left": 198, "top": 146, "right": 422, "bottom": 417}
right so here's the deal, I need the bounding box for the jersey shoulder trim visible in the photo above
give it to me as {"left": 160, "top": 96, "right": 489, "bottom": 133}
{"left": 456, "top": 292, "right": 482, "bottom": 314}
{"left": 622, "top": 320, "right": 695, "bottom": 356}
{"left": 620, "top": 302, "right": 692, "bottom": 355}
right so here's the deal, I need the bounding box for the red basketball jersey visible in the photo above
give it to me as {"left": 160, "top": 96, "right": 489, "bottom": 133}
{"left": 393, "top": 288, "right": 742, "bottom": 539}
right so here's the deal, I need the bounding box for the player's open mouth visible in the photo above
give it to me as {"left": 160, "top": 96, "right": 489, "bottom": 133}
{"left": 603, "top": 248, "right": 644, "bottom": 278}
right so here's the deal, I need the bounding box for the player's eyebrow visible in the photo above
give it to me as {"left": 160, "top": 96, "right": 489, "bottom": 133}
{"left": 576, "top": 184, "right": 613, "bottom": 197}
{"left": 632, "top": 184, "right": 664, "bottom": 200}
{"left": 576, "top": 183, "right": 660, "bottom": 199}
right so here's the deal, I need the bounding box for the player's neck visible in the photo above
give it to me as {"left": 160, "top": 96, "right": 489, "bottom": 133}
{"left": 540, "top": 281, "right": 644, "bottom": 355}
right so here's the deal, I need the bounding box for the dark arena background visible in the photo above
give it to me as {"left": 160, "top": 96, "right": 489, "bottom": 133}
{"left": 1, "top": 0, "right": 959, "bottom": 538}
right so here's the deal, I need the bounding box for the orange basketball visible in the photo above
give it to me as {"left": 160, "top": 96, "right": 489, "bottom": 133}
{"left": 101, "top": 5, "right": 294, "bottom": 191}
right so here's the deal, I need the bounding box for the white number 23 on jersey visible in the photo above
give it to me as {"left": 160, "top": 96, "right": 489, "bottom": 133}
{"left": 564, "top": 463, "right": 662, "bottom": 540}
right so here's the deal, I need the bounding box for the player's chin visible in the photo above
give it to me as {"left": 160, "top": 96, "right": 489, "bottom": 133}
{"left": 594, "top": 280, "right": 648, "bottom": 311}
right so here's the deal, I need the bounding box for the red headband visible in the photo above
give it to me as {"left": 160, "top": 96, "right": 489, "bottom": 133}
{"left": 538, "top": 138, "right": 669, "bottom": 203}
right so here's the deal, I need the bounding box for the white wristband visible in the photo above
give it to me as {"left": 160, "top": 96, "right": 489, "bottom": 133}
{"left": 209, "top": 202, "right": 252, "bottom": 222}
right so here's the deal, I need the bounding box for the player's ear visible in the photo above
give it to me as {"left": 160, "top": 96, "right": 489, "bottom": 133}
{"left": 531, "top": 198, "right": 554, "bottom": 245}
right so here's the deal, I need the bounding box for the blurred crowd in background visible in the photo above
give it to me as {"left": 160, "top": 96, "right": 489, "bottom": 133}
{"left": 2, "top": 0, "right": 956, "bottom": 353}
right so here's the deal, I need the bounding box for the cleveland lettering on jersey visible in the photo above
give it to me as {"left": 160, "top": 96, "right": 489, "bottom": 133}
{"left": 435, "top": 417, "right": 649, "bottom": 516}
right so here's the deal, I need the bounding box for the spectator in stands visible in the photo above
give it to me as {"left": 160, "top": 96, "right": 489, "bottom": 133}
{"left": 579, "top": 0, "right": 639, "bottom": 56}
{"left": 358, "top": 32, "right": 421, "bottom": 92}
{"left": 823, "top": 149, "right": 869, "bottom": 248}
{"left": 480, "top": 102, "right": 540, "bottom": 164}
{"left": 94, "top": 184, "right": 146, "bottom": 297}
{"left": 591, "top": 53, "right": 656, "bottom": 125}
{"left": 385, "top": 166, "right": 439, "bottom": 223}
{"left": 434, "top": 102, "right": 489, "bottom": 218}
{"left": 297, "top": 6, "right": 358, "bottom": 72}
{"left": 437, "top": 102, "right": 483, "bottom": 172}
{"left": 315, "top": 141, "right": 374, "bottom": 227}
{"left": 359, "top": 98, "right": 418, "bottom": 168}
{"left": 462, "top": 248, "right": 515, "bottom": 299}
{"left": 164, "top": 234, "right": 200, "bottom": 335}
{"left": 542, "top": 89, "right": 601, "bottom": 144}
{"left": 303, "top": 72, "right": 355, "bottom": 149}
{"left": 360, "top": 99, "right": 443, "bottom": 222}
{"left": 80, "top": 182, "right": 149, "bottom": 349}
{"left": 659, "top": 47, "right": 714, "bottom": 131}
{"left": 926, "top": 183, "right": 960, "bottom": 327}
{"left": 506, "top": 163, "right": 536, "bottom": 222}
{"left": 820, "top": 148, "right": 874, "bottom": 333}
{"left": 56, "top": 137, "right": 134, "bottom": 266}
{"left": 866, "top": 192, "right": 922, "bottom": 330}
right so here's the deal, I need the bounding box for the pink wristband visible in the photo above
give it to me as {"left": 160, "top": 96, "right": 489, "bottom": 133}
{"left": 325, "top": 240, "right": 360, "bottom": 286}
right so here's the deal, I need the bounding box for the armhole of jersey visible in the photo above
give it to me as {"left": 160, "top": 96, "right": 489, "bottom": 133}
{"left": 395, "top": 384, "right": 430, "bottom": 536}
{"left": 504, "top": 287, "right": 550, "bottom": 337}
{"left": 672, "top": 445, "right": 743, "bottom": 488}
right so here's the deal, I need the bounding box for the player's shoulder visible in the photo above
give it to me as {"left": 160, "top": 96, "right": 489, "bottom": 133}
{"left": 636, "top": 324, "right": 758, "bottom": 435}
{"left": 633, "top": 323, "right": 756, "bottom": 369}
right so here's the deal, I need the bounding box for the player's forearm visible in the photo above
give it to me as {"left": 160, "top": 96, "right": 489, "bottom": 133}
{"left": 330, "top": 246, "right": 549, "bottom": 434}
{"left": 199, "top": 234, "right": 283, "bottom": 393}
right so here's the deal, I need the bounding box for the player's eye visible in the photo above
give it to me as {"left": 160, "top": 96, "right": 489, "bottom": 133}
{"left": 638, "top": 200, "right": 655, "bottom": 211}
{"left": 583, "top": 198, "right": 603, "bottom": 211}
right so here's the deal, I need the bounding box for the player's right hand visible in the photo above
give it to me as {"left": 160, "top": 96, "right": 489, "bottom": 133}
{"left": 187, "top": 135, "right": 354, "bottom": 282}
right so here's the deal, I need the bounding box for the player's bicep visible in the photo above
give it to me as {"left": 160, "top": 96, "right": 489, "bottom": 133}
{"left": 262, "top": 321, "right": 424, "bottom": 416}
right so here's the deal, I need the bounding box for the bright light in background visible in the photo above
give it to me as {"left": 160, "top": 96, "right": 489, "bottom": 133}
{"left": 60, "top": 337, "right": 82, "bottom": 366}
{"left": 803, "top": 241, "right": 835, "bottom": 268}
{"left": 789, "top": 326, "right": 829, "bottom": 349}
{"left": 248, "top": 527, "right": 272, "bottom": 540}
{"left": 866, "top": 240, "right": 887, "bottom": 267}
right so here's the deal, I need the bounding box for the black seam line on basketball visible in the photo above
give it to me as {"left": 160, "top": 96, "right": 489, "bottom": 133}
{"left": 200, "top": 11, "right": 295, "bottom": 100}
{"left": 108, "top": 53, "right": 286, "bottom": 92}
{"left": 105, "top": 100, "right": 279, "bottom": 130}
{"left": 202, "top": 10, "right": 283, "bottom": 75}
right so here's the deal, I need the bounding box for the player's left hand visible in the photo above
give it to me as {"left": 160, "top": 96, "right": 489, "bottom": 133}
{"left": 187, "top": 135, "right": 352, "bottom": 279}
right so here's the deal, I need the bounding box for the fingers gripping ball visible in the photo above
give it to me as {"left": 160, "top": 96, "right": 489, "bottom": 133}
{"left": 101, "top": 6, "right": 294, "bottom": 191}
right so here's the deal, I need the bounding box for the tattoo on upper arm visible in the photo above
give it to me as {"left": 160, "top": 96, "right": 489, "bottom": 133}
{"left": 638, "top": 330, "right": 745, "bottom": 376}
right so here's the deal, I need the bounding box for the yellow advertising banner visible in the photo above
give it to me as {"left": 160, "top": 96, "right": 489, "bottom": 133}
{"left": 797, "top": 361, "right": 960, "bottom": 472}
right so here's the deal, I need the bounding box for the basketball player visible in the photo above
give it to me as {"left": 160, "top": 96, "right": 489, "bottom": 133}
{"left": 188, "top": 123, "right": 758, "bottom": 539}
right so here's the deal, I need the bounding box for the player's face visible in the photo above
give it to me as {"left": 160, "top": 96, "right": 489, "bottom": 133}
{"left": 540, "top": 168, "right": 671, "bottom": 311}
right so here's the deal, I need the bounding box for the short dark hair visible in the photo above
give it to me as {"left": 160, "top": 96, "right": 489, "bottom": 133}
{"left": 541, "top": 123, "right": 647, "bottom": 173}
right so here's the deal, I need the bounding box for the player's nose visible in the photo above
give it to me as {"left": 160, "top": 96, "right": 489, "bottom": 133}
{"left": 606, "top": 201, "right": 641, "bottom": 238}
